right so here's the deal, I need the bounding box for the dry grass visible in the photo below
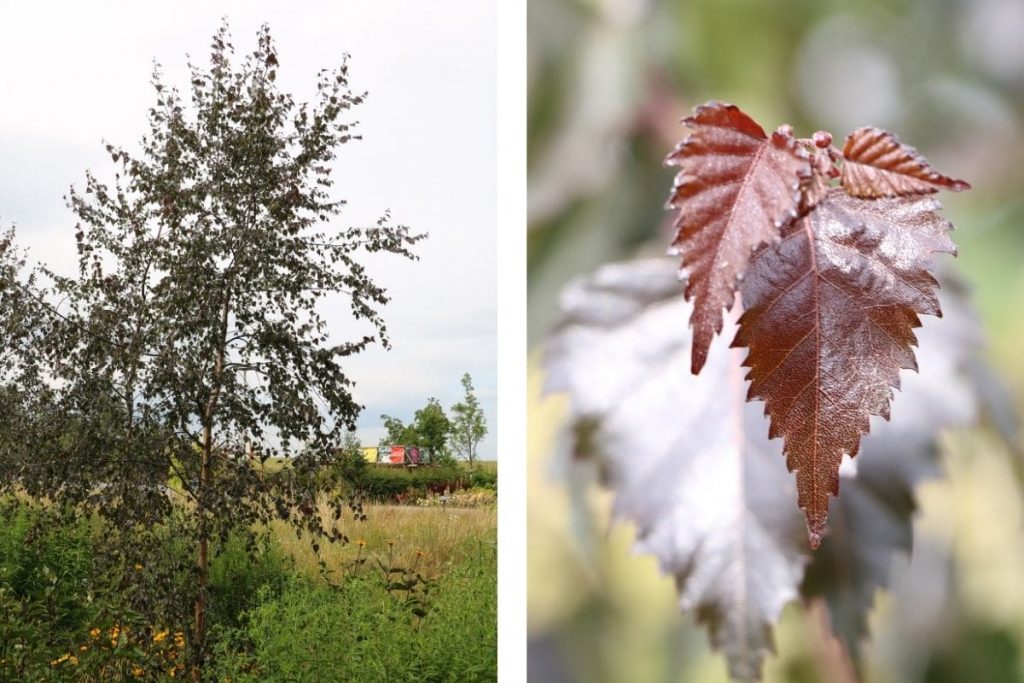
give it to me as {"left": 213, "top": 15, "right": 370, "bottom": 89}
{"left": 271, "top": 502, "right": 496, "bottom": 579}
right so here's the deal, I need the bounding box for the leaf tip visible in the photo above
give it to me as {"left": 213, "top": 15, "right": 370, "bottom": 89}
{"left": 690, "top": 347, "right": 707, "bottom": 375}
{"left": 807, "top": 519, "right": 826, "bottom": 550}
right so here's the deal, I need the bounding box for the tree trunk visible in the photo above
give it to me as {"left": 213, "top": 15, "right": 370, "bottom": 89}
{"left": 192, "top": 422, "right": 212, "bottom": 683}
{"left": 192, "top": 292, "right": 230, "bottom": 682}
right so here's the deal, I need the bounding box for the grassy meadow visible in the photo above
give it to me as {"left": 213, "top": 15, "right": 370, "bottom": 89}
{"left": 0, "top": 463, "right": 497, "bottom": 681}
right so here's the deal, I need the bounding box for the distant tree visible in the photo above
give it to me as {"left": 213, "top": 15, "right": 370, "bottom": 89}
{"left": 0, "top": 23, "right": 423, "bottom": 680}
{"left": 449, "top": 372, "right": 488, "bottom": 468}
{"left": 336, "top": 429, "right": 368, "bottom": 482}
{"left": 380, "top": 413, "right": 417, "bottom": 449}
{"left": 413, "top": 397, "right": 452, "bottom": 464}
{"left": 340, "top": 430, "right": 363, "bottom": 458}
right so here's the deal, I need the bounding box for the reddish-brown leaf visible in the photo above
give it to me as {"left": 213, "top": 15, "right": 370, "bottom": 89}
{"left": 841, "top": 127, "right": 971, "bottom": 198}
{"left": 733, "top": 189, "right": 955, "bottom": 547}
{"left": 666, "top": 102, "right": 810, "bottom": 374}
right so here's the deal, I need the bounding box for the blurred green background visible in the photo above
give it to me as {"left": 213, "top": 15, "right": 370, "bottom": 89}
{"left": 528, "top": 0, "right": 1024, "bottom": 681}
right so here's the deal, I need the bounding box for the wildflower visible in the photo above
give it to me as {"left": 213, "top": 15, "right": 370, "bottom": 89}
{"left": 174, "top": 632, "right": 186, "bottom": 649}
{"left": 356, "top": 539, "right": 366, "bottom": 547}
{"left": 79, "top": 645, "right": 88, "bottom": 652}
{"left": 50, "top": 653, "right": 78, "bottom": 667}
{"left": 134, "top": 563, "right": 143, "bottom": 570}
{"left": 153, "top": 629, "right": 169, "bottom": 643}
{"left": 387, "top": 540, "right": 395, "bottom": 547}
{"left": 89, "top": 627, "right": 101, "bottom": 638}
{"left": 132, "top": 666, "right": 145, "bottom": 678}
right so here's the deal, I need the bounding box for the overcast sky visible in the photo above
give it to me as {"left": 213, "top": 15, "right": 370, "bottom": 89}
{"left": 0, "top": 1, "right": 497, "bottom": 459}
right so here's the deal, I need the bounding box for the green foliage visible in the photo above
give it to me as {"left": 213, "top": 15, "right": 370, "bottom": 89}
{"left": 0, "top": 504, "right": 96, "bottom": 677}
{"left": 380, "top": 414, "right": 418, "bottom": 450}
{"left": 334, "top": 430, "right": 369, "bottom": 482}
{"left": 0, "top": 498, "right": 496, "bottom": 678}
{"left": 207, "top": 533, "right": 293, "bottom": 630}
{"left": 413, "top": 398, "right": 452, "bottom": 462}
{"left": 449, "top": 372, "right": 488, "bottom": 467}
{"left": 208, "top": 539, "right": 497, "bottom": 682}
{"left": 346, "top": 464, "right": 491, "bottom": 502}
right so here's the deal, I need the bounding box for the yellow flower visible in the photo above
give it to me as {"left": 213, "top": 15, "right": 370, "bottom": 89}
{"left": 89, "top": 627, "right": 101, "bottom": 638}
{"left": 387, "top": 540, "right": 395, "bottom": 547}
{"left": 79, "top": 645, "right": 88, "bottom": 652}
{"left": 174, "top": 632, "right": 186, "bottom": 648}
{"left": 134, "top": 563, "right": 143, "bottom": 570}
{"left": 132, "top": 666, "right": 145, "bottom": 678}
{"left": 356, "top": 539, "right": 366, "bottom": 547}
{"left": 50, "top": 653, "right": 78, "bottom": 666}
{"left": 153, "top": 629, "right": 169, "bottom": 643}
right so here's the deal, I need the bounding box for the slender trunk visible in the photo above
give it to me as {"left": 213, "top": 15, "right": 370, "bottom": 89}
{"left": 191, "top": 422, "right": 212, "bottom": 683}
{"left": 192, "top": 291, "right": 231, "bottom": 683}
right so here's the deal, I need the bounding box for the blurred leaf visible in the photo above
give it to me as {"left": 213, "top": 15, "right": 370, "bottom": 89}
{"left": 545, "top": 258, "right": 807, "bottom": 681}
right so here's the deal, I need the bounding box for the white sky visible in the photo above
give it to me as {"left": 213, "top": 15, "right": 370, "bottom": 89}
{"left": 0, "top": 0, "right": 497, "bottom": 459}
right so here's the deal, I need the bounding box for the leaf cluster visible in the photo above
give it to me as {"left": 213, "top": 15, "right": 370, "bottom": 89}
{"left": 665, "top": 102, "right": 969, "bottom": 544}
{"left": 544, "top": 103, "right": 1004, "bottom": 680}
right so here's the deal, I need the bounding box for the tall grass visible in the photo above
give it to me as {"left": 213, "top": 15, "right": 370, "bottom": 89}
{"left": 274, "top": 503, "right": 496, "bottom": 579}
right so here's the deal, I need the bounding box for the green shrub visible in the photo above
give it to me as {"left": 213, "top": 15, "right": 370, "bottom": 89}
{"left": 210, "top": 539, "right": 497, "bottom": 682}
{"left": 0, "top": 503, "right": 98, "bottom": 679}
{"left": 208, "top": 532, "right": 293, "bottom": 629}
{"left": 351, "top": 465, "right": 484, "bottom": 502}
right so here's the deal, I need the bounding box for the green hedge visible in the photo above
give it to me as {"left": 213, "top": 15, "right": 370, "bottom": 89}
{"left": 347, "top": 465, "right": 497, "bottom": 502}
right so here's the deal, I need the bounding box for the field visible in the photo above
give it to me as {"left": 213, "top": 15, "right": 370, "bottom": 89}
{"left": 0, "top": 465, "right": 497, "bottom": 681}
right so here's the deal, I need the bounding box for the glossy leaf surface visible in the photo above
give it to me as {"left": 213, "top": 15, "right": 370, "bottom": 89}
{"left": 841, "top": 127, "right": 970, "bottom": 198}
{"left": 733, "top": 189, "right": 955, "bottom": 546}
{"left": 665, "top": 102, "right": 809, "bottom": 374}
{"left": 804, "top": 279, "right": 982, "bottom": 659}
